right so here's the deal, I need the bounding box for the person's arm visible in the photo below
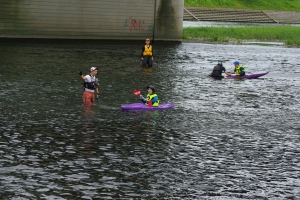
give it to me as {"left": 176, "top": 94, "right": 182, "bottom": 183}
{"left": 234, "top": 68, "right": 239, "bottom": 75}
{"left": 223, "top": 67, "right": 231, "bottom": 76}
{"left": 231, "top": 68, "right": 235, "bottom": 75}
{"left": 222, "top": 67, "right": 226, "bottom": 73}
{"left": 141, "top": 46, "right": 145, "bottom": 58}
{"left": 81, "top": 75, "right": 87, "bottom": 80}
{"left": 151, "top": 96, "right": 158, "bottom": 103}
{"left": 78, "top": 71, "right": 87, "bottom": 80}
{"left": 139, "top": 94, "right": 146, "bottom": 103}
{"left": 95, "top": 78, "right": 99, "bottom": 93}
{"left": 140, "top": 97, "right": 146, "bottom": 104}
{"left": 151, "top": 45, "right": 154, "bottom": 60}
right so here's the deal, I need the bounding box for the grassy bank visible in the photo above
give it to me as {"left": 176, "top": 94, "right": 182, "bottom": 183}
{"left": 184, "top": 0, "right": 300, "bottom": 11}
{"left": 183, "top": 26, "right": 300, "bottom": 47}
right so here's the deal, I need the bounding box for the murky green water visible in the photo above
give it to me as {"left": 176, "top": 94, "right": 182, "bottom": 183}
{"left": 0, "top": 40, "right": 300, "bottom": 199}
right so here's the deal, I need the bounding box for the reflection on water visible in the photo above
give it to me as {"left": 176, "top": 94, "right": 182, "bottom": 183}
{"left": 0, "top": 40, "right": 300, "bottom": 199}
{"left": 142, "top": 67, "right": 153, "bottom": 74}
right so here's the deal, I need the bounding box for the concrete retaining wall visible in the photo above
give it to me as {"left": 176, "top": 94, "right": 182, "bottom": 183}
{"left": 0, "top": 0, "right": 183, "bottom": 41}
{"left": 264, "top": 11, "right": 300, "bottom": 24}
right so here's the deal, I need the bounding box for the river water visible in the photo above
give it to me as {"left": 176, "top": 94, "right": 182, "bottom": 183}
{"left": 0, "top": 40, "right": 299, "bottom": 199}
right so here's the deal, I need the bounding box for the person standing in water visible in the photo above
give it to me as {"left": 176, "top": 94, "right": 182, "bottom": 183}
{"left": 78, "top": 67, "right": 99, "bottom": 106}
{"left": 141, "top": 38, "right": 154, "bottom": 67}
{"left": 210, "top": 61, "right": 231, "bottom": 78}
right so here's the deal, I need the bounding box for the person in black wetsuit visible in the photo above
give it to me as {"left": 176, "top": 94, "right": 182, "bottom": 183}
{"left": 209, "top": 61, "right": 231, "bottom": 78}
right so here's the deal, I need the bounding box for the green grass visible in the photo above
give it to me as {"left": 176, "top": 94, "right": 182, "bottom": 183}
{"left": 184, "top": 0, "right": 300, "bottom": 11}
{"left": 183, "top": 26, "right": 300, "bottom": 47}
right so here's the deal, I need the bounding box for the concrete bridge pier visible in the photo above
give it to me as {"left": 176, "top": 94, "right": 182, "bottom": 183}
{"left": 155, "top": 0, "right": 184, "bottom": 41}
{"left": 0, "top": 0, "right": 184, "bottom": 42}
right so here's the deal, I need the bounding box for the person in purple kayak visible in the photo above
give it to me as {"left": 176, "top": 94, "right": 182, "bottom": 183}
{"left": 139, "top": 85, "right": 160, "bottom": 106}
{"left": 210, "top": 61, "right": 231, "bottom": 78}
{"left": 232, "top": 61, "right": 246, "bottom": 76}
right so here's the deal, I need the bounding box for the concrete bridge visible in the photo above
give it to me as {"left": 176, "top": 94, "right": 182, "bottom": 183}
{"left": 0, "top": 0, "right": 184, "bottom": 42}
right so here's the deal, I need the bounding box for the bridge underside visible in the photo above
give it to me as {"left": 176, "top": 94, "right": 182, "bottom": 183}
{"left": 0, "top": 0, "right": 184, "bottom": 41}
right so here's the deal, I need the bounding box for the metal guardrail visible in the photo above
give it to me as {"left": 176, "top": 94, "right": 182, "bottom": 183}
{"left": 184, "top": 7, "right": 199, "bottom": 21}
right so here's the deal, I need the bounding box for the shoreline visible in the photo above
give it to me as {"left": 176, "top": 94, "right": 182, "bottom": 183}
{"left": 182, "top": 26, "right": 300, "bottom": 47}
{"left": 182, "top": 38, "right": 286, "bottom": 47}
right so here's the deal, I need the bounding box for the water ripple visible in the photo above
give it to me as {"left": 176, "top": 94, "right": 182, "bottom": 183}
{"left": 0, "top": 41, "right": 300, "bottom": 199}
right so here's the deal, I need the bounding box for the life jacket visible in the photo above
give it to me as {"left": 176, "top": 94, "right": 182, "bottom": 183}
{"left": 143, "top": 45, "right": 153, "bottom": 56}
{"left": 83, "top": 75, "right": 98, "bottom": 90}
{"left": 213, "top": 64, "right": 221, "bottom": 71}
{"left": 213, "top": 64, "right": 222, "bottom": 72}
{"left": 235, "top": 65, "right": 246, "bottom": 76}
{"left": 146, "top": 93, "right": 159, "bottom": 106}
{"left": 211, "top": 64, "right": 223, "bottom": 76}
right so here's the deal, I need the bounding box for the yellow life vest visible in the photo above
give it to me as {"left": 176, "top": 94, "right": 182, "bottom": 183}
{"left": 235, "top": 65, "right": 246, "bottom": 76}
{"left": 143, "top": 45, "right": 153, "bottom": 56}
{"left": 146, "top": 93, "right": 159, "bottom": 106}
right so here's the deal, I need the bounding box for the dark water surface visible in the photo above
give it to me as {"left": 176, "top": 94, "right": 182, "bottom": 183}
{"left": 0, "top": 41, "right": 300, "bottom": 199}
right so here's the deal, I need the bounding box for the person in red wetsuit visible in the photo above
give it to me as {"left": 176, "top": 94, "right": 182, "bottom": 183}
{"left": 78, "top": 67, "right": 99, "bottom": 106}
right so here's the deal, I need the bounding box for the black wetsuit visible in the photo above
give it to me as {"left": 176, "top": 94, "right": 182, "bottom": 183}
{"left": 211, "top": 64, "right": 226, "bottom": 78}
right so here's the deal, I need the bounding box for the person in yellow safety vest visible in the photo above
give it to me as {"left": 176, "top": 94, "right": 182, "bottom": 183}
{"left": 139, "top": 85, "right": 160, "bottom": 106}
{"left": 141, "top": 38, "right": 154, "bottom": 67}
{"left": 233, "top": 61, "right": 246, "bottom": 76}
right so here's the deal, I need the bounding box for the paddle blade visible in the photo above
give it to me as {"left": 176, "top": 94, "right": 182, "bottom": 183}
{"left": 147, "top": 100, "right": 152, "bottom": 107}
{"left": 133, "top": 90, "right": 141, "bottom": 95}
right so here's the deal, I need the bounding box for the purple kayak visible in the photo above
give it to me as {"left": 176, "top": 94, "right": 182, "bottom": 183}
{"left": 121, "top": 103, "right": 175, "bottom": 111}
{"left": 225, "top": 71, "right": 269, "bottom": 79}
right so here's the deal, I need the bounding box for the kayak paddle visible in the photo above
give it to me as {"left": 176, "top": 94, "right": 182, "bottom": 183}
{"left": 133, "top": 90, "right": 141, "bottom": 95}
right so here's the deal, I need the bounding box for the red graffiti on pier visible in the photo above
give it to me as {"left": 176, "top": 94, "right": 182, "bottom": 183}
{"left": 123, "top": 17, "right": 145, "bottom": 32}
